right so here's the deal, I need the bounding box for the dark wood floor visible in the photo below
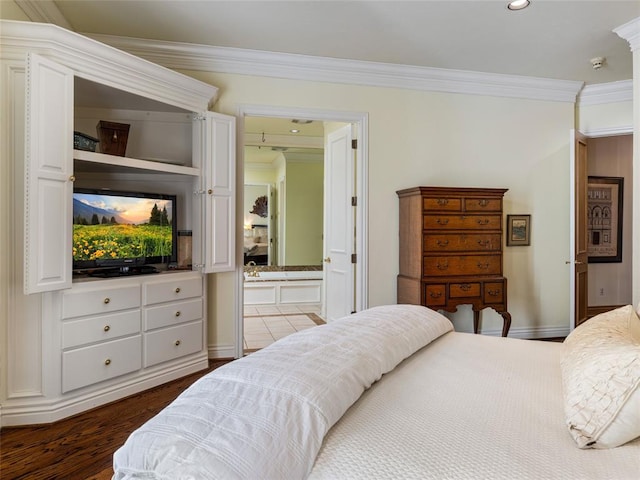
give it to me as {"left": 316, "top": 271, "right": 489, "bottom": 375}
{"left": 0, "top": 360, "right": 230, "bottom": 480}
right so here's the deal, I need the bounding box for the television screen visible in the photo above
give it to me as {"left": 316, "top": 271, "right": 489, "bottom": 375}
{"left": 72, "top": 188, "right": 177, "bottom": 271}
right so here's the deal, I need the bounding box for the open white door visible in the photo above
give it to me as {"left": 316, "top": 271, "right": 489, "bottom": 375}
{"left": 24, "top": 53, "right": 74, "bottom": 294}
{"left": 323, "top": 124, "right": 355, "bottom": 321}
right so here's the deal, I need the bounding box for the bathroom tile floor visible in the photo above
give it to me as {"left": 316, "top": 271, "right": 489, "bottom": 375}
{"left": 243, "top": 304, "right": 325, "bottom": 353}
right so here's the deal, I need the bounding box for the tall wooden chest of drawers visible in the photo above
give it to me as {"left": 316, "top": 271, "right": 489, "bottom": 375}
{"left": 397, "top": 186, "right": 511, "bottom": 336}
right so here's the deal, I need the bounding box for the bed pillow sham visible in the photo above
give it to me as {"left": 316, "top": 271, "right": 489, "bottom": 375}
{"left": 561, "top": 305, "right": 640, "bottom": 449}
{"left": 113, "top": 304, "right": 453, "bottom": 480}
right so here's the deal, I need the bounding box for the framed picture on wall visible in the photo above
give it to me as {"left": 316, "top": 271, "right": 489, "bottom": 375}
{"left": 506, "top": 214, "right": 531, "bottom": 246}
{"left": 587, "top": 176, "right": 623, "bottom": 263}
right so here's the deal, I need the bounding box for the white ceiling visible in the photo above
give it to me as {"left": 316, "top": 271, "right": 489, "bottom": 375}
{"left": 48, "top": 0, "right": 639, "bottom": 86}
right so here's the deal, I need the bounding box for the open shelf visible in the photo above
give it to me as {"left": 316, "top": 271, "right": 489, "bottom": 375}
{"left": 73, "top": 150, "right": 200, "bottom": 176}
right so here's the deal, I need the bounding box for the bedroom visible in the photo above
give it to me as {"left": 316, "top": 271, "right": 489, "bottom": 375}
{"left": 0, "top": 0, "right": 639, "bottom": 477}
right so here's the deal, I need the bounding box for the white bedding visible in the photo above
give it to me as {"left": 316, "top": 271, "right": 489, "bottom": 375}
{"left": 112, "top": 305, "right": 453, "bottom": 479}
{"left": 310, "top": 331, "right": 640, "bottom": 479}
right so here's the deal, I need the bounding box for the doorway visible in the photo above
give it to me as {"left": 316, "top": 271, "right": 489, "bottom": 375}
{"left": 234, "top": 106, "right": 368, "bottom": 357}
{"left": 570, "top": 128, "right": 633, "bottom": 330}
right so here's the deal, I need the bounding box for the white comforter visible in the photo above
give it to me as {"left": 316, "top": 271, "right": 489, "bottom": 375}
{"left": 112, "top": 305, "right": 453, "bottom": 479}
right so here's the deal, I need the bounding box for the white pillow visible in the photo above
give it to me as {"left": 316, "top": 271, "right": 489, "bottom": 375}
{"left": 561, "top": 305, "right": 640, "bottom": 448}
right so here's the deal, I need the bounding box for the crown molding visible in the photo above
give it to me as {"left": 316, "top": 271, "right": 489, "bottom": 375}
{"left": 0, "top": 20, "right": 218, "bottom": 112}
{"left": 15, "top": 0, "right": 72, "bottom": 30}
{"left": 614, "top": 16, "right": 640, "bottom": 51}
{"left": 86, "top": 33, "right": 584, "bottom": 104}
{"left": 577, "top": 80, "right": 633, "bottom": 106}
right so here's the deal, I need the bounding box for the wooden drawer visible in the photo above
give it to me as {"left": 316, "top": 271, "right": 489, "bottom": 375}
{"left": 62, "top": 310, "right": 141, "bottom": 349}
{"left": 423, "top": 197, "right": 461, "bottom": 212}
{"left": 424, "top": 255, "right": 502, "bottom": 276}
{"left": 144, "top": 298, "right": 203, "bottom": 331}
{"left": 144, "top": 320, "right": 203, "bottom": 367}
{"left": 484, "top": 282, "right": 505, "bottom": 304}
{"left": 450, "top": 282, "right": 481, "bottom": 298}
{"left": 424, "top": 284, "right": 446, "bottom": 307}
{"left": 144, "top": 275, "right": 202, "bottom": 306}
{"left": 62, "top": 335, "right": 141, "bottom": 393}
{"left": 464, "top": 197, "right": 502, "bottom": 212}
{"left": 424, "top": 233, "right": 501, "bottom": 252}
{"left": 423, "top": 215, "right": 502, "bottom": 230}
{"left": 62, "top": 284, "right": 140, "bottom": 319}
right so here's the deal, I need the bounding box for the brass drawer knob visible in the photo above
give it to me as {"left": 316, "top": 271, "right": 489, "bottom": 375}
{"left": 488, "top": 289, "right": 500, "bottom": 296}
{"left": 478, "top": 199, "right": 488, "bottom": 207}
{"left": 175, "top": 287, "right": 181, "bottom": 293}
{"left": 104, "top": 359, "right": 111, "bottom": 366}
{"left": 175, "top": 340, "right": 181, "bottom": 346}
{"left": 436, "top": 262, "right": 449, "bottom": 270}
{"left": 429, "top": 291, "right": 442, "bottom": 298}
{"left": 476, "top": 219, "right": 490, "bottom": 225}
{"left": 175, "top": 311, "right": 181, "bottom": 317}
{"left": 477, "top": 240, "right": 490, "bottom": 247}
{"left": 103, "top": 297, "right": 110, "bottom": 304}
{"left": 436, "top": 218, "right": 449, "bottom": 225}
{"left": 437, "top": 198, "right": 449, "bottom": 206}
{"left": 460, "top": 284, "right": 471, "bottom": 291}
{"left": 103, "top": 325, "right": 110, "bottom": 332}
{"left": 477, "top": 262, "right": 489, "bottom": 270}
{"left": 436, "top": 239, "right": 449, "bottom": 247}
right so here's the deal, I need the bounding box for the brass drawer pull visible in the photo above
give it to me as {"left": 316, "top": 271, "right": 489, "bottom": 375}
{"left": 459, "top": 284, "right": 471, "bottom": 291}
{"left": 488, "top": 289, "right": 501, "bottom": 296}
{"left": 478, "top": 199, "right": 488, "bottom": 207}
{"left": 175, "top": 340, "right": 181, "bottom": 346}
{"left": 477, "top": 262, "right": 490, "bottom": 270}
{"left": 436, "top": 262, "right": 449, "bottom": 270}
{"left": 477, "top": 240, "right": 490, "bottom": 247}
{"left": 103, "top": 325, "right": 110, "bottom": 332}
{"left": 175, "top": 311, "right": 181, "bottom": 317}
{"left": 436, "top": 218, "right": 449, "bottom": 225}
{"left": 104, "top": 358, "right": 111, "bottom": 366}
{"left": 437, "top": 198, "right": 449, "bottom": 206}
{"left": 103, "top": 297, "right": 110, "bottom": 304}
{"left": 436, "top": 239, "right": 449, "bottom": 247}
{"left": 476, "top": 219, "right": 490, "bottom": 225}
{"left": 429, "top": 291, "right": 442, "bottom": 298}
{"left": 175, "top": 287, "right": 181, "bottom": 293}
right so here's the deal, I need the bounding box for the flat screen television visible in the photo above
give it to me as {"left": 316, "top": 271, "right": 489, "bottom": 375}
{"left": 72, "top": 188, "right": 177, "bottom": 273}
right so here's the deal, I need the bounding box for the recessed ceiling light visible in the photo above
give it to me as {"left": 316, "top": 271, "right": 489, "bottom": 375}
{"left": 290, "top": 129, "right": 300, "bottom": 133}
{"left": 507, "top": 0, "right": 530, "bottom": 10}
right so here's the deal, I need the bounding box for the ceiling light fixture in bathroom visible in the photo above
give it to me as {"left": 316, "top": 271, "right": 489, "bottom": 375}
{"left": 507, "top": 0, "right": 530, "bottom": 10}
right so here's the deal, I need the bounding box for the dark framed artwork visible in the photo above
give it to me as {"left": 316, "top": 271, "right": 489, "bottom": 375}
{"left": 587, "top": 176, "right": 623, "bottom": 263}
{"left": 506, "top": 214, "right": 531, "bottom": 246}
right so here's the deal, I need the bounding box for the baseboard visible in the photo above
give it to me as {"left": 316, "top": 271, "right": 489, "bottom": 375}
{"left": 208, "top": 343, "right": 235, "bottom": 359}
{"left": 0, "top": 356, "right": 209, "bottom": 427}
{"left": 476, "top": 325, "right": 571, "bottom": 339}
{"left": 587, "top": 305, "right": 624, "bottom": 318}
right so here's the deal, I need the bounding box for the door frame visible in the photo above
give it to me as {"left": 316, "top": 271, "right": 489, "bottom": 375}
{"left": 234, "top": 105, "right": 369, "bottom": 358}
{"left": 569, "top": 125, "right": 633, "bottom": 332}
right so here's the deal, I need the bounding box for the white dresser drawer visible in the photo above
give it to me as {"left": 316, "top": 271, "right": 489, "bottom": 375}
{"left": 144, "top": 276, "right": 202, "bottom": 305}
{"left": 144, "top": 298, "right": 203, "bottom": 331}
{"left": 62, "top": 335, "right": 142, "bottom": 393}
{"left": 62, "top": 310, "right": 141, "bottom": 349}
{"left": 62, "top": 284, "right": 141, "bottom": 319}
{"left": 144, "top": 321, "right": 203, "bottom": 367}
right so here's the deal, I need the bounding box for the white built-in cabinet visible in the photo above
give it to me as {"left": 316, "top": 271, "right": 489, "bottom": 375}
{"left": 0, "top": 20, "right": 235, "bottom": 426}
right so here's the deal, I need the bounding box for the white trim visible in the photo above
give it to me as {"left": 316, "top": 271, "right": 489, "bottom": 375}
{"left": 86, "top": 33, "right": 584, "bottom": 103}
{"left": 481, "top": 325, "right": 570, "bottom": 339}
{"left": 577, "top": 80, "right": 633, "bottom": 106}
{"left": 15, "top": 0, "right": 72, "bottom": 30}
{"left": 0, "top": 20, "right": 218, "bottom": 112}
{"left": 208, "top": 344, "right": 235, "bottom": 360}
{"left": 614, "top": 17, "right": 640, "bottom": 52}
{"left": 234, "top": 105, "right": 368, "bottom": 359}
{"left": 580, "top": 125, "right": 634, "bottom": 138}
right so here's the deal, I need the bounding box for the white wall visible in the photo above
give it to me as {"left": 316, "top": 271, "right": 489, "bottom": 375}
{"left": 181, "top": 70, "right": 578, "bottom": 344}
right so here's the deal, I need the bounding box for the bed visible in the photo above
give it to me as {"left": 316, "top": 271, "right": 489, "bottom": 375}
{"left": 113, "top": 304, "right": 640, "bottom": 479}
{"left": 244, "top": 225, "right": 269, "bottom": 265}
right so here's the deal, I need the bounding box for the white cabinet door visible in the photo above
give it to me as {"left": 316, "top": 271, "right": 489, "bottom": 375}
{"left": 24, "top": 53, "right": 73, "bottom": 294}
{"left": 200, "top": 112, "right": 236, "bottom": 273}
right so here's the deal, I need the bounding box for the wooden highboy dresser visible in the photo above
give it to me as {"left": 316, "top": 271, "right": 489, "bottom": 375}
{"left": 397, "top": 186, "right": 511, "bottom": 336}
